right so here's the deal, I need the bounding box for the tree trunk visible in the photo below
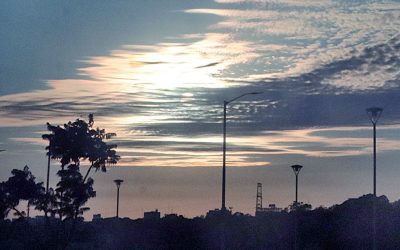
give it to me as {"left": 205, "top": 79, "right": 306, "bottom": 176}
{"left": 27, "top": 201, "right": 30, "bottom": 218}
{"left": 83, "top": 162, "right": 94, "bottom": 183}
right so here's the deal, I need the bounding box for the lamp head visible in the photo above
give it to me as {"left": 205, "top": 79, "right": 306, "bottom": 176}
{"left": 366, "top": 107, "right": 383, "bottom": 124}
{"left": 291, "top": 164, "right": 303, "bottom": 175}
{"left": 114, "top": 179, "right": 124, "bottom": 187}
{"left": 226, "top": 91, "right": 263, "bottom": 104}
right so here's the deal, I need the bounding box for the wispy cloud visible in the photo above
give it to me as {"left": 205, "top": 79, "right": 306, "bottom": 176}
{"left": 214, "top": 0, "right": 332, "bottom": 6}
{"left": 9, "top": 124, "right": 400, "bottom": 168}
{"left": 1, "top": 0, "right": 400, "bottom": 170}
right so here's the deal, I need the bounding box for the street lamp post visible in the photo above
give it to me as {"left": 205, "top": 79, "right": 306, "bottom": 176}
{"left": 114, "top": 179, "right": 124, "bottom": 218}
{"left": 291, "top": 165, "right": 303, "bottom": 208}
{"left": 366, "top": 107, "right": 383, "bottom": 250}
{"left": 221, "top": 91, "right": 262, "bottom": 211}
{"left": 291, "top": 164, "right": 303, "bottom": 250}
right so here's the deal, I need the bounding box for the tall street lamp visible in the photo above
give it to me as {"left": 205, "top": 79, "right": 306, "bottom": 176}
{"left": 366, "top": 107, "right": 383, "bottom": 250}
{"left": 291, "top": 164, "right": 303, "bottom": 250}
{"left": 114, "top": 179, "right": 124, "bottom": 218}
{"left": 221, "top": 91, "right": 262, "bottom": 211}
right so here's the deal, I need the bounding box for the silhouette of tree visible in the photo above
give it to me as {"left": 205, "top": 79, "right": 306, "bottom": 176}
{"left": 56, "top": 164, "right": 96, "bottom": 219}
{"left": 33, "top": 187, "right": 58, "bottom": 217}
{"left": 0, "top": 166, "right": 43, "bottom": 219}
{"left": 41, "top": 114, "right": 119, "bottom": 220}
{"left": 0, "top": 182, "right": 17, "bottom": 219}
{"left": 42, "top": 114, "right": 120, "bottom": 180}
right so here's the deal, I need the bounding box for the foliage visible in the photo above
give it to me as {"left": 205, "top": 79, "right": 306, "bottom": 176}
{"left": 33, "top": 188, "right": 58, "bottom": 217}
{"left": 7, "top": 166, "right": 43, "bottom": 201}
{"left": 39, "top": 114, "right": 119, "bottom": 220}
{"left": 55, "top": 164, "right": 96, "bottom": 219}
{"left": 0, "top": 115, "right": 119, "bottom": 250}
{"left": 0, "top": 166, "right": 44, "bottom": 219}
{"left": 286, "top": 201, "right": 312, "bottom": 212}
{"left": 1, "top": 115, "right": 118, "bottom": 222}
{"left": 42, "top": 114, "right": 120, "bottom": 172}
{"left": 0, "top": 182, "right": 17, "bottom": 219}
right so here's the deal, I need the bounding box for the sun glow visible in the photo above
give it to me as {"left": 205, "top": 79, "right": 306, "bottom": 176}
{"left": 81, "top": 38, "right": 233, "bottom": 92}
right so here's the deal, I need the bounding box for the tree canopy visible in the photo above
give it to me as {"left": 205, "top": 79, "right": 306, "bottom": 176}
{"left": 0, "top": 166, "right": 43, "bottom": 219}
{"left": 39, "top": 115, "right": 120, "bottom": 220}
{"left": 42, "top": 114, "right": 120, "bottom": 173}
{"left": 56, "top": 164, "right": 96, "bottom": 219}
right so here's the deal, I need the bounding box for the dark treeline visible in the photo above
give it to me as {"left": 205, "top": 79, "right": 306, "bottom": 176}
{"left": 1, "top": 194, "right": 400, "bottom": 249}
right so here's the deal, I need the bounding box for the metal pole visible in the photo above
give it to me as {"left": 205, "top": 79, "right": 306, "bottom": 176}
{"left": 294, "top": 173, "right": 298, "bottom": 250}
{"left": 222, "top": 101, "right": 227, "bottom": 211}
{"left": 220, "top": 92, "right": 262, "bottom": 212}
{"left": 294, "top": 217, "right": 298, "bottom": 250}
{"left": 366, "top": 107, "right": 382, "bottom": 250}
{"left": 116, "top": 186, "right": 120, "bottom": 218}
{"left": 373, "top": 123, "right": 376, "bottom": 196}
{"left": 295, "top": 174, "right": 298, "bottom": 206}
{"left": 46, "top": 140, "right": 51, "bottom": 193}
{"left": 373, "top": 123, "right": 377, "bottom": 250}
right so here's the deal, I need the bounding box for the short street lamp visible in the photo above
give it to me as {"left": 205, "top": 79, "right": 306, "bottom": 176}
{"left": 114, "top": 179, "right": 124, "bottom": 218}
{"left": 291, "top": 164, "right": 303, "bottom": 208}
{"left": 291, "top": 164, "right": 303, "bottom": 250}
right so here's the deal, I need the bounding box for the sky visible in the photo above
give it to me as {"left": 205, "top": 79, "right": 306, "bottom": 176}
{"left": 1, "top": 0, "right": 400, "bottom": 219}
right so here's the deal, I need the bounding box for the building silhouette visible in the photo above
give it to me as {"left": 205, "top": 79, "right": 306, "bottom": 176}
{"left": 144, "top": 209, "right": 160, "bottom": 220}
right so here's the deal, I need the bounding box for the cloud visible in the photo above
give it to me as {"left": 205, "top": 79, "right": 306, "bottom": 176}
{"left": 1, "top": 0, "right": 400, "bottom": 170}
{"left": 187, "top": 0, "right": 400, "bottom": 87}
{"left": 214, "top": 0, "right": 332, "bottom": 6}
{"left": 321, "top": 35, "right": 400, "bottom": 89}
{"left": 9, "top": 123, "right": 400, "bottom": 169}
